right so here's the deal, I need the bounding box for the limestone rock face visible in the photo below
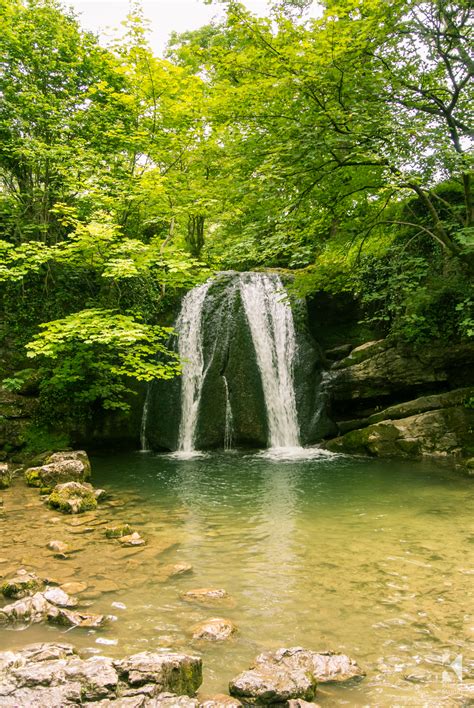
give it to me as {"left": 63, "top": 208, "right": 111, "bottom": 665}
{"left": 191, "top": 617, "right": 237, "bottom": 641}
{"left": 229, "top": 647, "right": 365, "bottom": 704}
{"left": 330, "top": 341, "right": 474, "bottom": 407}
{"left": 326, "top": 406, "right": 474, "bottom": 459}
{"left": 25, "top": 454, "right": 90, "bottom": 489}
{"left": 324, "top": 338, "right": 474, "bottom": 460}
{"left": 0, "top": 643, "right": 203, "bottom": 706}
{"left": 47, "top": 481, "right": 98, "bottom": 513}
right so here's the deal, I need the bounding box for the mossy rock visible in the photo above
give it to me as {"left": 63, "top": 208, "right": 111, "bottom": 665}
{"left": 25, "top": 457, "right": 90, "bottom": 489}
{"left": 0, "top": 465, "right": 12, "bottom": 489}
{"left": 1, "top": 570, "right": 44, "bottom": 598}
{"left": 48, "top": 482, "right": 98, "bottom": 514}
{"left": 105, "top": 524, "right": 133, "bottom": 538}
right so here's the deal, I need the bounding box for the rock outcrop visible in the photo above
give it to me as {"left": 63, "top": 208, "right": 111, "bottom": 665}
{"left": 324, "top": 339, "right": 474, "bottom": 460}
{"left": 229, "top": 647, "right": 365, "bottom": 704}
{"left": 0, "top": 642, "right": 202, "bottom": 706}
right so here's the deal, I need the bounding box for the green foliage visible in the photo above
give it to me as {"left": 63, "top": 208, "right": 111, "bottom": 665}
{"left": 0, "top": 0, "right": 473, "bottom": 437}
{"left": 2, "top": 368, "right": 36, "bottom": 393}
{"left": 20, "top": 425, "right": 70, "bottom": 455}
{"left": 26, "top": 309, "right": 180, "bottom": 419}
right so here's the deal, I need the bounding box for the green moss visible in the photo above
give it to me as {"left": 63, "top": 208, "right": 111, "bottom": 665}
{"left": 105, "top": 524, "right": 133, "bottom": 538}
{"left": 24, "top": 468, "right": 41, "bottom": 487}
{"left": 48, "top": 486, "right": 97, "bottom": 514}
{"left": 0, "top": 473, "right": 12, "bottom": 490}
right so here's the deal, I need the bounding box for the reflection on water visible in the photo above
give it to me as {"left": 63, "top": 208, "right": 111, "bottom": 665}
{"left": 1, "top": 452, "right": 473, "bottom": 705}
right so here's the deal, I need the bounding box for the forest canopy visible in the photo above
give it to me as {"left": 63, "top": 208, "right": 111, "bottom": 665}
{"left": 0, "top": 0, "right": 472, "bottom": 431}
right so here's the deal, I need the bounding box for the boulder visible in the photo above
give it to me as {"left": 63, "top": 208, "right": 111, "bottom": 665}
{"left": 45, "top": 450, "right": 91, "bottom": 476}
{"left": 115, "top": 652, "right": 202, "bottom": 696}
{"left": 47, "top": 606, "right": 106, "bottom": 628}
{"left": 191, "top": 617, "right": 237, "bottom": 641}
{"left": 1, "top": 569, "right": 44, "bottom": 598}
{"left": 43, "top": 587, "right": 77, "bottom": 607}
{"left": 229, "top": 648, "right": 364, "bottom": 704}
{"left": 0, "top": 592, "right": 51, "bottom": 624}
{"left": 0, "top": 463, "right": 12, "bottom": 489}
{"left": 25, "top": 457, "right": 90, "bottom": 490}
{"left": 47, "top": 481, "right": 98, "bottom": 514}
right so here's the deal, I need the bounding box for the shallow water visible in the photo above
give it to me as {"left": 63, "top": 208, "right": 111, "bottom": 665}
{"left": 1, "top": 451, "right": 473, "bottom": 705}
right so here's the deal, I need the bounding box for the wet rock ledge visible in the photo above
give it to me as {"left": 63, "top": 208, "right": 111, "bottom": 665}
{"left": 0, "top": 642, "right": 202, "bottom": 707}
{"left": 0, "top": 642, "right": 365, "bottom": 707}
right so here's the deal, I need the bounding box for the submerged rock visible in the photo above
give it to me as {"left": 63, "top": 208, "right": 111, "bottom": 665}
{"left": 159, "top": 563, "right": 194, "bottom": 580}
{"left": 191, "top": 617, "right": 237, "bottom": 641}
{"left": 105, "top": 524, "right": 134, "bottom": 539}
{"left": 60, "top": 581, "right": 88, "bottom": 595}
{"left": 181, "top": 588, "right": 234, "bottom": 607}
{"left": 1, "top": 569, "right": 44, "bottom": 598}
{"left": 150, "top": 694, "right": 199, "bottom": 707}
{"left": 47, "top": 481, "right": 98, "bottom": 514}
{"left": 119, "top": 532, "right": 145, "bottom": 547}
{"left": 229, "top": 647, "right": 365, "bottom": 704}
{"left": 47, "top": 539, "right": 70, "bottom": 558}
{"left": 200, "top": 695, "right": 243, "bottom": 707}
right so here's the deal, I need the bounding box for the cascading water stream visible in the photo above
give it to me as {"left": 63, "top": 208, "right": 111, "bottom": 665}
{"left": 222, "top": 375, "right": 234, "bottom": 451}
{"left": 175, "top": 280, "right": 212, "bottom": 454}
{"left": 239, "top": 273, "right": 301, "bottom": 450}
{"left": 140, "top": 386, "right": 151, "bottom": 452}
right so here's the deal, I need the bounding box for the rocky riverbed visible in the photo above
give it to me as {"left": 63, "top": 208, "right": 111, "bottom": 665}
{"left": 1, "top": 449, "right": 473, "bottom": 705}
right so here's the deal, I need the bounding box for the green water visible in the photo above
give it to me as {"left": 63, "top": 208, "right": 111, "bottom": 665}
{"left": 1, "top": 451, "right": 473, "bottom": 705}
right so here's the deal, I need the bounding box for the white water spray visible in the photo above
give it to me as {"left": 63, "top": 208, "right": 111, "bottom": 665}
{"left": 175, "top": 281, "right": 212, "bottom": 454}
{"left": 140, "top": 385, "right": 151, "bottom": 452}
{"left": 223, "top": 375, "right": 234, "bottom": 451}
{"left": 239, "top": 273, "right": 301, "bottom": 450}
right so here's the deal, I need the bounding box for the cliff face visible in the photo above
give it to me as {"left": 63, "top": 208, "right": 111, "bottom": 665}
{"left": 322, "top": 339, "right": 474, "bottom": 462}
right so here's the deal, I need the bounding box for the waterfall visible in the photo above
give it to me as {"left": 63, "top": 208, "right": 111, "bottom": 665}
{"left": 223, "top": 375, "right": 234, "bottom": 451}
{"left": 239, "top": 273, "right": 301, "bottom": 449}
{"left": 175, "top": 280, "right": 212, "bottom": 454}
{"left": 140, "top": 385, "right": 151, "bottom": 452}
